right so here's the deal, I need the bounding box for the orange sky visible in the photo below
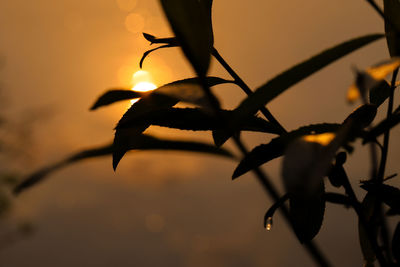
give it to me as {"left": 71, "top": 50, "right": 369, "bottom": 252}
{"left": 0, "top": 0, "right": 399, "bottom": 266}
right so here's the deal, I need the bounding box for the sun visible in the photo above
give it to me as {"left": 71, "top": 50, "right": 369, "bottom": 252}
{"left": 130, "top": 70, "right": 157, "bottom": 104}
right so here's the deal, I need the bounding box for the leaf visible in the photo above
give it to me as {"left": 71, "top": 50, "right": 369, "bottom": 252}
{"left": 15, "top": 135, "right": 234, "bottom": 194}
{"left": 364, "top": 111, "right": 400, "bottom": 142}
{"left": 348, "top": 59, "right": 400, "bottom": 103}
{"left": 215, "top": 34, "right": 384, "bottom": 146}
{"left": 282, "top": 138, "right": 326, "bottom": 243}
{"left": 160, "top": 0, "right": 213, "bottom": 76}
{"left": 142, "top": 33, "right": 178, "bottom": 45}
{"left": 90, "top": 89, "right": 145, "bottom": 110}
{"left": 393, "top": 223, "right": 400, "bottom": 262}
{"left": 232, "top": 123, "right": 341, "bottom": 179}
{"left": 384, "top": 0, "right": 400, "bottom": 57}
{"left": 369, "top": 80, "right": 392, "bottom": 107}
{"left": 113, "top": 94, "right": 178, "bottom": 169}
{"left": 282, "top": 119, "right": 360, "bottom": 243}
{"left": 361, "top": 183, "right": 400, "bottom": 212}
{"left": 118, "top": 107, "right": 281, "bottom": 134}
{"left": 14, "top": 143, "right": 114, "bottom": 195}
{"left": 343, "top": 104, "right": 377, "bottom": 131}
{"left": 140, "top": 44, "right": 177, "bottom": 68}
{"left": 113, "top": 77, "right": 231, "bottom": 169}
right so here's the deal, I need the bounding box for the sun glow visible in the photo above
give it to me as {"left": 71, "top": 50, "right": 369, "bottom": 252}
{"left": 130, "top": 70, "right": 157, "bottom": 104}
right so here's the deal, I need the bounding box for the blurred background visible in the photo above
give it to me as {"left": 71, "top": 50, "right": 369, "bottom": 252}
{"left": 0, "top": 0, "right": 399, "bottom": 266}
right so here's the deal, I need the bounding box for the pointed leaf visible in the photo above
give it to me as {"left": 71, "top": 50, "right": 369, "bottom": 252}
{"left": 113, "top": 77, "right": 231, "bottom": 169}
{"left": 348, "top": 59, "right": 400, "bottom": 103}
{"left": 160, "top": 0, "right": 213, "bottom": 76}
{"left": 282, "top": 120, "right": 360, "bottom": 243}
{"left": 364, "top": 111, "right": 400, "bottom": 142}
{"left": 384, "top": 0, "right": 400, "bottom": 57}
{"left": 14, "top": 143, "right": 114, "bottom": 194}
{"left": 142, "top": 33, "right": 178, "bottom": 45}
{"left": 369, "top": 80, "right": 392, "bottom": 107}
{"left": 232, "top": 123, "right": 341, "bottom": 179}
{"left": 343, "top": 104, "right": 377, "bottom": 131}
{"left": 282, "top": 138, "right": 326, "bottom": 243}
{"left": 15, "top": 135, "right": 233, "bottom": 194}
{"left": 90, "top": 89, "right": 145, "bottom": 110}
{"left": 118, "top": 107, "right": 280, "bottom": 134}
{"left": 361, "top": 183, "right": 400, "bottom": 212}
{"left": 216, "top": 34, "right": 384, "bottom": 146}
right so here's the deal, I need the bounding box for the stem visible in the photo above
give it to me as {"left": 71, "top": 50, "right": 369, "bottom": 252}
{"left": 364, "top": 0, "right": 400, "bottom": 33}
{"left": 341, "top": 168, "right": 388, "bottom": 266}
{"left": 212, "top": 48, "right": 287, "bottom": 134}
{"left": 377, "top": 68, "right": 399, "bottom": 181}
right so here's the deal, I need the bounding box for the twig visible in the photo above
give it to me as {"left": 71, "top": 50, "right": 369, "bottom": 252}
{"left": 364, "top": 0, "right": 400, "bottom": 33}
{"left": 212, "top": 48, "right": 287, "bottom": 134}
{"left": 378, "top": 68, "right": 399, "bottom": 181}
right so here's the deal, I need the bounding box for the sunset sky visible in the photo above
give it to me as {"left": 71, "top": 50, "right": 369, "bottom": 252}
{"left": 0, "top": 0, "right": 399, "bottom": 266}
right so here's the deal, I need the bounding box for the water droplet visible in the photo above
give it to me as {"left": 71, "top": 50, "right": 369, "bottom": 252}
{"left": 265, "top": 217, "right": 273, "bottom": 231}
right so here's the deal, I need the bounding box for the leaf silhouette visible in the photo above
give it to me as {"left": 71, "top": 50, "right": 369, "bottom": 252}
{"left": 160, "top": 0, "right": 214, "bottom": 76}
{"left": 348, "top": 59, "right": 400, "bottom": 103}
{"left": 117, "top": 77, "right": 232, "bottom": 130}
{"left": 282, "top": 138, "right": 326, "bottom": 243}
{"left": 113, "top": 77, "right": 231, "bottom": 169}
{"left": 142, "top": 33, "right": 178, "bottom": 45}
{"left": 118, "top": 107, "right": 281, "bottom": 134}
{"left": 14, "top": 143, "right": 113, "bottom": 195}
{"left": 361, "top": 183, "right": 400, "bottom": 212}
{"left": 15, "top": 135, "right": 233, "bottom": 194}
{"left": 90, "top": 89, "right": 145, "bottom": 110}
{"left": 343, "top": 104, "right": 377, "bottom": 132}
{"left": 282, "top": 118, "right": 363, "bottom": 243}
{"left": 369, "top": 80, "right": 392, "bottom": 107}
{"left": 232, "top": 123, "right": 341, "bottom": 179}
{"left": 364, "top": 111, "right": 400, "bottom": 142}
{"left": 215, "top": 34, "right": 384, "bottom": 146}
{"left": 384, "top": 0, "right": 400, "bottom": 57}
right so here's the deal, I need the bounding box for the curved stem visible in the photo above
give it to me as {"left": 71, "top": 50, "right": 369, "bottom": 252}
{"left": 212, "top": 48, "right": 287, "bottom": 134}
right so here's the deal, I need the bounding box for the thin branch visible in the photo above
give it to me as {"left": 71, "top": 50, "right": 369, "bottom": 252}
{"left": 364, "top": 0, "right": 400, "bottom": 32}
{"left": 378, "top": 68, "right": 399, "bottom": 181}
{"left": 212, "top": 48, "right": 287, "bottom": 134}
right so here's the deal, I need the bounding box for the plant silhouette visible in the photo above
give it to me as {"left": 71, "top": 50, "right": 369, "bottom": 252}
{"left": 14, "top": 0, "right": 400, "bottom": 266}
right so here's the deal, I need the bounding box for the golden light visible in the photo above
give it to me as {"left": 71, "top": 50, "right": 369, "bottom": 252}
{"left": 130, "top": 70, "right": 157, "bottom": 104}
{"left": 303, "top": 133, "right": 336, "bottom": 146}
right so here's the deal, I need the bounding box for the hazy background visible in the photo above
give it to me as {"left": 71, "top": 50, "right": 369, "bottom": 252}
{"left": 0, "top": 0, "right": 399, "bottom": 266}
